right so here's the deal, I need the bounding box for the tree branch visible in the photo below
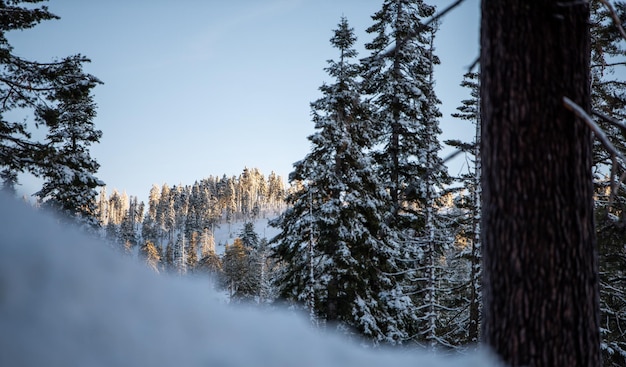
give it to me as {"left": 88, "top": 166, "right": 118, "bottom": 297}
{"left": 591, "top": 61, "right": 626, "bottom": 68}
{"left": 593, "top": 109, "right": 626, "bottom": 135}
{"left": 564, "top": 97, "right": 626, "bottom": 164}
{"left": 599, "top": 0, "right": 626, "bottom": 42}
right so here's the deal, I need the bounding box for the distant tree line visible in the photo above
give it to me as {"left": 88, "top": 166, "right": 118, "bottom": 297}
{"left": 95, "top": 168, "right": 285, "bottom": 278}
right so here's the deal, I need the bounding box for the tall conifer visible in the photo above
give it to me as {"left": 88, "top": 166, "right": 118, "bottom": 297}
{"left": 272, "top": 17, "right": 416, "bottom": 344}
{"left": 361, "top": 0, "right": 450, "bottom": 347}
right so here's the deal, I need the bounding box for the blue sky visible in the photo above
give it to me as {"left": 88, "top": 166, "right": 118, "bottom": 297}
{"left": 9, "top": 0, "right": 480, "bottom": 201}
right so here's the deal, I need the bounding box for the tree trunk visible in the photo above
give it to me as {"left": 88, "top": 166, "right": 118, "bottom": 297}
{"left": 480, "top": 1, "right": 600, "bottom": 366}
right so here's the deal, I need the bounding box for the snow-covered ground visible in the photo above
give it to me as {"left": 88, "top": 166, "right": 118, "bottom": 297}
{"left": 212, "top": 214, "right": 281, "bottom": 255}
{"left": 0, "top": 196, "right": 500, "bottom": 367}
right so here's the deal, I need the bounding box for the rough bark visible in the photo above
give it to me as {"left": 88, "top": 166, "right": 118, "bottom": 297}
{"left": 480, "top": 1, "right": 600, "bottom": 366}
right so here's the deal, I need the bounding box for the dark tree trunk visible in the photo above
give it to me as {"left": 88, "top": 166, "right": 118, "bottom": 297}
{"left": 480, "top": 1, "right": 600, "bottom": 367}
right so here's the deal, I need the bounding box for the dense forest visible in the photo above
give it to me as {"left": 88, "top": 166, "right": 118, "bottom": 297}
{"left": 2, "top": 1, "right": 626, "bottom": 366}
{"left": 95, "top": 168, "right": 285, "bottom": 278}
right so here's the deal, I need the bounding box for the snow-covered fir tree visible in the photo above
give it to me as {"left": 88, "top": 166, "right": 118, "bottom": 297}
{"left": 361, "top": 0, "right": 440, "bottom": 223}
{"left": 0, "top": 1, "right": 103, "bottom": 227}
{"left": 33, "top": 56, "right": 104, "bottom": 229}
{"left": 414, "top": 25, "right": 454, "bottom": 349}
{"left": 442, "top": 71, "right": 482, "bottom": 347}
{"left": 272, "top": 17, "right": 417, "bottom": 345}
{"left": 173, "top": 232, "right": 187, "bottom": 275}
{"left": 589, "top": 2, "right": 626, "bottom": 364}
{"left": 139, "top": 240, "right": 161, "bottom": 273}
{"left": 361, "top": 0, "right": 451, "bottom": 347}
{"left": 222, "top": 237, "right": 260, "bottom": 302}
{"left": 240, "top": 222, "right": 260, "bottom": 249}
{"left": 197, "top": 229, "right": 221, "bottom": 277}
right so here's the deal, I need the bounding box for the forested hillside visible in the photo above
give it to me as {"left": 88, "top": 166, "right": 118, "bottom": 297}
{"left": 95, "top": 168, "right": 286, "bottom": 277}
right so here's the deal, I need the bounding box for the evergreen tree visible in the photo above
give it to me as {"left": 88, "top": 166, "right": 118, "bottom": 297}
{"left": 96, "top": 186, "right": 108, "bottom": 225}
{"left": 164, "top": 241, "right": 174, "bottom": 272}
{"left": 117, "top": 196, "right": 141, "bottom": 252}
{"left": 139, "top": 240, "right": 161, "bottom": 273}
{"left": 222, "top": 238, "right": 259, "bottom": 302}
{"left": 197, "top": 230, "right": 221, "bottom": 277}
{"left": 186, "top": 231, "right": 199, "bottom": 272}
{"left": 107, "top": 189, "right": 127, "bottom": 225}
{"left": 267, "top": 171, "right": 285, "bottom": 211}
{"left": 272, "top": 17, "right": 416, "bottom": 344}
{"left": 361, "top": 0, "right": 440, "bottom": 223}
{"left": 104, "top": 220, "right": 118, "bottom": 248}
{"left": 589, "top": 2, "right": 626, "bottom": 364}
{"left": 0, "top": 1, "right": 103, "bottom": 223}
{"left": 361, "top": 0, "right": 450, "bottom": 347}
{"left": 173, "top": 232, "right": 187, "bottom": 275}
{"left": 257, "top": 237, "right": 276, "bottom": 304}
{"left": 239, "top": 222, "right": 259, "bottom": 249}
{"left": 444, "top": 71, "right": 482, "bottom": 346}
{"left": 118, "top": 211, "right": 137, "bottom": 254}
{"left": 34, "top": 55, "right": 103, "bottom": 229}
{"left": 157, "top": 184, "right": 174, "bottom": 244}
{"left": 142, "top": 185, "right": 161, "bottom": 250}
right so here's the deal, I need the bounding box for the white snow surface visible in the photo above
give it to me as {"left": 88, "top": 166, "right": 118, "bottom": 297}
{"left": 0, "top": 196, "right": 501, "bottom": 367}
{"left": 212, "top": 216, "right": 281, "bottom": 255}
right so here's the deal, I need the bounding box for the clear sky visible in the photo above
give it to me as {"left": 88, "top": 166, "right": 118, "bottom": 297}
{"left": 9, "top": 0, "right": 480, "bottom": 202}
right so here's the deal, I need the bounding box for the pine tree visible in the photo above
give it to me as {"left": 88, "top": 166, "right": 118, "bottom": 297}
{"left": 186, "top": 231, "right": 199, "bottom": 272}
{"left": 173, "top": 232, "right": 187, "bottom": 275}
{"left": 361, "top": 0, "right": 438, "bottom": 223}
{"left": 139, "top": 240, "right": 161, "bottom": 273}
{"left": 222, "top": 238, "right": 259, "bottom": 302}
{"left": 272, "top": 17, "right": 416, "bottom": 344}
{"left": 257, "top": 237, "right": 275, "bottom": 304}
{"left": 361, "top": 0, "right": 450, "bottom": 347}
{"left": 118, "top": 211, "right": 137, "bottom": 254}
{"left": 267, "top": 171, "right": 285, "bottom": 212}
{"left": 239, "top": 222, "right": 259, "bottom": 249}
{"left": 96, "top": 186, "right": 108, "bottom": 225}
{"left": 444, "top": 71, "right": 482, "bottom": 346}
{"left": 589, "top": 2, "right": 626, "bottom": 364}
{"left": 0, "top": 1, "right": 103, "bottom": 223}
{"left": 157, "top": 184, "right": 174, "bottom": 244}
{"left": 34, "top": 55, "right": 103, "bottom": 229}
{"left": 164, "top": 241, "right": 174, "bottom": 272}
{"left": 197, "top": 230, "right": 221, "bottom": 277}
{"left": 107, "top": 189, "right": 127, "bottom": 225}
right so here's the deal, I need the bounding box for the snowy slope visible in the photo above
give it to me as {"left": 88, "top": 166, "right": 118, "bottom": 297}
{"left": 0, "top": 196, "right": 501, "bottom": 367}
{"left": 212, "top": 215, "right": 281, "bottom": 255}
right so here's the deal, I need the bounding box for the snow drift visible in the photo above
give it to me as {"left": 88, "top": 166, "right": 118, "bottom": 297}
{"left": 0, "top": 196, "right": 499, "bottom": 367}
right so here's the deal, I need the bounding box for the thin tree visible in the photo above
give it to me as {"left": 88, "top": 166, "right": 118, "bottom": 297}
{"left": 446, "top": 71, "right": 482, "bottom": 345}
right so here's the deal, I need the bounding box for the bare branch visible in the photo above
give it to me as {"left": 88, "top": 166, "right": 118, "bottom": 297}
{"left": 591, "top": 61, "right": 626, "bottom": 68}
{"left": 564, "top": 96, "right": 626, "bottom": 164}
{"left": 467, "top": 56, "right": 480, "bottom": 73}
{"left": 442, "top": 148, "right": 465, "bottom": 163}
{"left": 593, "top": 109, "right": 626, "bottom": 135}
{"left": 382, "top": 0, "right": 466, "bottom": 58}
{"left": 599, "top": 0, "right": 626, "bottom": 42}
{"left": 0, "top": 76, "right": 55, "bottom": 92}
